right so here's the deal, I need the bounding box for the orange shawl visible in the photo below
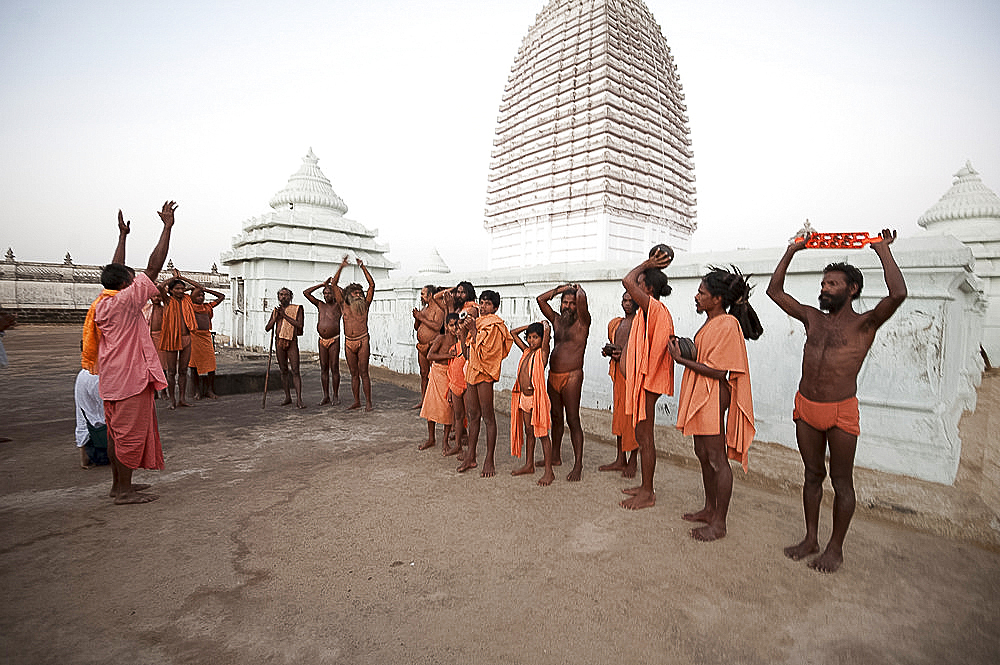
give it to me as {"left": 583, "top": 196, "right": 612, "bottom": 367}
{"left": 466, "top": 313, "right": 512, "bottom": 383}
{"left": 624, "top": 298, "right": 675, "bottom": 426}
{"left": 81, "top": 290, "right": 118, "bottom": 373}
{"left": 192, "top": 302, "right": 214, "bottom": 327}
{"left": 159, "top": 294, "right": 198, "bottom": 351}
{"left": 510, "top": 347, "right": 551, "bottom": 458}
{"left": 675, "top": 314, "right": 755, "bottom": 472}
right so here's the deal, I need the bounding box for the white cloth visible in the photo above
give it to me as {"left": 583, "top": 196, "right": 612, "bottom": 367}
{"left": 74, "top": 369, "right": 103, "bottom": 447}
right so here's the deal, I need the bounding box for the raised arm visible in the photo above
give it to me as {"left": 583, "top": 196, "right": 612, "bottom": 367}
{"left": 143, "top": 201, "right": 177, "bottom": 283}
{"left": 303, "top": 278, "right": 330, "bottom": 307}
{"left": 358, "top": 258, "right": 375, "bottom": 304}
{"left": 535, "top": 284, "right": 568, "bottom": 323}
{"left": 509, "top": 324, "right": 529, "bottom": 351}
{"left": 541, "top": 320, "right": 551, "bottom": 364}
{"left": 177, "top": 271, "right": 225, "bottom": 304}
{"left": 433, "top": 287, "right": 455, "bottom": 312}
{"left": 766, "top": 236, "right": 811, "bottom": 323}
{"left": 573, "top": 284, "right": 591, "bottom": 326}
{"left": 112, "top": 210, "right": 130, "bottom": 265}
{"left": 330, "top": 256, "right": 349, "bottom": 304}
{"left": 623, "top": 250, "right": 671, "bottom": 314}
{"left": 866, "top": 229, "right": 907, "bottom": 329}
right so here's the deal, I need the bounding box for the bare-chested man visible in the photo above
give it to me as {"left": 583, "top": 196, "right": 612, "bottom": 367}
{"left": 172, "top": 272, "right": 225, "bottom": 400}
{"left": 435, "top": 281, "right": 479, "bottom": 320}
{"left": 157, "top": 273, "right": 196, "bottom": 409}
{"left": 413, "top": 284, "right": 445, "bottom": 409}
{"left": 536, "top": 283, "right": 591, "bottom": 481}
{"left": 767, "top": 228, "right": 906, "bottom": 573}
{"left": 332, "top": 256, "right": 375, "bottom": 411}
{"left": 599, "top": 291, "right": 638, "bottom": 478}
{"left": 304, "top": 273, "right": 344, "bottom": 406}
{"left": 265, "top": 287, "right": 305, "bottom": 408}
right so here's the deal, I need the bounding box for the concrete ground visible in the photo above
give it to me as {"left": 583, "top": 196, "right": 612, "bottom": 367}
{"left": 1, "top": 326, "right": 998, "bottom": 665}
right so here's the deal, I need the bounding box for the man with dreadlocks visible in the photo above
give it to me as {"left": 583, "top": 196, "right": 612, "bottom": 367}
{"left": 333, "top": 255, "right": 376, "bottom": 411}
{"left": 767, "top": 229, "right": 906, "bottom": 573}
{"left": 670, "top": 266, "right": 763, "bottom": 542}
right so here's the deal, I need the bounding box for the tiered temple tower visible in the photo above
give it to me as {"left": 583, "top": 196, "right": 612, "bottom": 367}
{"left": 485, "top": 0, "right": 696, "bottom": 270}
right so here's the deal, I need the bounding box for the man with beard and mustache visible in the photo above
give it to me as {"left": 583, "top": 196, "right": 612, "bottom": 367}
{"left": 265, "top": 287, "right": 305, "bottom": 408}
{"left": 333, "top": 255, "right": 376, "bottom": 411}
{"left": 412, "top": 284, "right": 445, "bottom": 410}
{"left": 435, "top": 280, "right": 479, "bottom": 320}
{"left": 536, "top": 283, "right": 591, "bottom": 482}
{"left": 304, "top": 268, "right": 345, "bottom": 406}
{"left": 766, "top": 228, "right": 906, "bottom": 573}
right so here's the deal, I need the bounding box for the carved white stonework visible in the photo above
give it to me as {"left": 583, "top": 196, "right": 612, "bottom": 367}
{"left": 918, "top": 161, "right": 1000, "bottom": 365}
{"left": 220, "top": 148, "right": 396, "bottom": 350}
{"left": 484, "top": 0, "right": 696, "bottom": 270}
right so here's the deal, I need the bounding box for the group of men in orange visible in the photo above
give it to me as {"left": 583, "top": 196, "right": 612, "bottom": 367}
{"left": 414, "top": 232, "right": 906, "bottom": 573}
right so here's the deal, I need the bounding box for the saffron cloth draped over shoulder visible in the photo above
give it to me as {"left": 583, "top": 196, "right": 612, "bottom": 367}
{"left": 624, "top": 298, "right": 675, "bottom": 426}
{"left": 81, "top": 290, "right": 118, "bottom": 373}
{"left": 675, "top": 314, "right": 755, "bottom": 472}
{"left": 510, "top": 347, "right": 551, "bottom": 458}
{"left": 158, "top": 294, "right": 198, "bottom": 351}
{"left": 464, "top": 313, "right": 513, "bottom": 384}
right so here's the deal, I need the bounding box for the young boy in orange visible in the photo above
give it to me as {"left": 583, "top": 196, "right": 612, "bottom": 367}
{"left": 509, "top": 321, "right": 554, "bottom": 486}
{"left": 599, "top": 290, "right": 638, "bottom": 478}
{"left": 440, "top": 313, "right": 468, "bottom": 458}
{"left": 670, "top": 267, "right": 763, "bottom": 541}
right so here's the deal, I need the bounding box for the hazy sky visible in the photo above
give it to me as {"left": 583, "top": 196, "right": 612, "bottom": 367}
{"left": 1, "top": 0, "right": 998, "bottom": 274}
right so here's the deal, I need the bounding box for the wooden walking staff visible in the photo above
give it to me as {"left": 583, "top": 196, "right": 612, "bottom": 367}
{"left": 262, "top": 324, "right": 275, "bottom": 409}
{"left": 795, "top": 232, "right": 885, "bottom": 249}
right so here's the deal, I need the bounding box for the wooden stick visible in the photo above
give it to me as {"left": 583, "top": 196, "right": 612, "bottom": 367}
{"left": 262, "top": 324, "right": 275, "bottom": 409}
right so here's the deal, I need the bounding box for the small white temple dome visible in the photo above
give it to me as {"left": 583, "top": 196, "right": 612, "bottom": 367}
{"left": 416, "top": 247, "right": 450, "bottom": 275}
{"left": 268, "top": 148, "right": 348, "bottom": 214}
{"left": 918, "top": 161, "right": 1000, "bottom": 241}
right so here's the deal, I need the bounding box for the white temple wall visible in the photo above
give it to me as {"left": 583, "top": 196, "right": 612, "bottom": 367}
{"left": 369, "top": 236, "right": 985, "bottom": 485}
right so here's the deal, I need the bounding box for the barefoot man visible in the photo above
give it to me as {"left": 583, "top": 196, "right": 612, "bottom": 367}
{"left": 175, "top": 271, "right": 225, "bottom": 400}
{"left": 304, "top": 273, "right": 344, "bottom": 405}
{"left": 82, "top": 201, "right": 177, "bottom": 504}
{"left": 413, "top": 284, "right": 445, "bottom": 408}
{"left": 157, "top": 273, "right": 197, "bottom": 409}
{"left": 620, "top": 249, "right": 674, "bottom": 510}
{"left": 536, "top": 283, "right": 591, "bottom": 481}
{"left": 333, "top": 256, "right": 376, "bottom": 411}
{"left": 265, "top": 287, "right": 305, "bottom": 408}
{"left": 599, "top": 291, "right": 638, "bottom": 478}
{"left": 766, "top": 229, "right": 906, "bottom": 572}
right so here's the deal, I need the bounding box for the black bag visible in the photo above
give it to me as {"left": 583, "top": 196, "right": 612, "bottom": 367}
{"left": 82, "top": 410, "right": 110, "bottom": 466}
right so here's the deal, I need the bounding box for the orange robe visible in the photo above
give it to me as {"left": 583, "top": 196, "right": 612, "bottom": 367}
{"left": 624, "top": 297, "right": 675, "bottom": 427}
{"left": 447, "top": 342, "right": 467, "bottom": 395}
{"left": 607, "top": 317, "right": 638, "bottom": 453}
{"left": 464, "top": 313, "right": 513, "bottom": 384}
{"left": 188, "top": 303, "right": 216, "bottom": 373}
{"left": 158, "top": 294, "right": 198, "bottom": 351}
{"left": 510, "top": 347, "right": 551, "bottom": 459}
{"left": 81, "top": 290, "right": 117, "bottom": 373}
{"left": 420, "top": 361, "right": 454, "bottom": 425}
{"left": 675, "top": 314, "right": 755, "bottom": 472}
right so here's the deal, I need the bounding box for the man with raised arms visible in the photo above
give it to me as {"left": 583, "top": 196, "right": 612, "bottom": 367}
{"left": 620, "top": 249, "right": 674, "bottom": 510}
{"left": 157, "top": 273, "right": 197, "bottom": 409}
{"left": 303, "top": 272, "right": 344, "bottom": 406}
{"left": 413, "top": 284, "right": 445, "bottom": 409}
{"left": 82, "top": 202, "right": 176, "bottom": 504}
{"left": 332, "top": 256, "right": 376, "bottom": 411}
{"left": 172, "top": 271, "right": 225, "bottom": 400}
{"left": 599, "top": 291, "right": 638, "bottom": 478}
{"left": 766, "top": 229, "right": 906, "bottom": 572}
{"left": 265, "top": 287, "right": 305, "bottom": 408}
{"left": 536, "top": 283, "right": 591, "bottom": 481}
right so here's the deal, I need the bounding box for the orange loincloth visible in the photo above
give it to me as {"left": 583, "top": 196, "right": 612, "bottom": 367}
{"left": 103, "top": 384, "right": 163, "bottom": 470}
{"left": 793, "top": 392, "right": 860, "bottom": 436}
{"left": 420, "top": 362, "right": 454, "bottom": 425}
{"left": 624, "top": 298, "right": 675, "bottom": 427}
{"left": 159, "top": 294, "right": 198, "bottom": 352}
{"left": 345, "top": 332, "right": 368, "bottom": 354}
{"left": 188, "top": 329, "right": 216, "bottom": 373}
{"left": 675, "top": 314, "right": 755, "bottom": 472}
{"left": 607, "top": 316, "right": 637, "bottom": 452}
{"left": 547, "top": 368, "right": 582, "bottom": 393}
{"left": 447, "top": 342, "right": 467, "bottom": 396}
{"left": 510, "top": 347, "right": 551, "bottom": 459}
{"left": 464, "top": 313, "right": 512, "bottom": 385}
{"left": 276, "top": 304, "right": 300, "bottom": 342}
{"left": 319, "top": 336, "right": 338, "bottom": 349}
{"left": 81, "top": 290, "right": 117, "bottom": 373}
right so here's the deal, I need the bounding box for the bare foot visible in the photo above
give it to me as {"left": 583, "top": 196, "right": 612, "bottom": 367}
{"left": 690, "top": 524, "right": 726, "bottom": 541}
{"left": 168, "top": 402, "right": 177, "bottom": 410}
{"left": 808, "top": 546, "right": 844, "bottom": 573}
{"left": 364, "top": 403, "right": 374, "bottom": 412}
{"left": 319, "top": 397, "right": 331, "bottom": 406}
{"left": 177, "top": 400, "right": 191, "bottom": 408}
{"left": 206, "top": 392, "right": 218, "bottom": 400}
{"left": 193, "top": 393, "right": 202, "bottom": 401}
{"left": 566, "top": 466, "right": 582, "bottom": 482}
{"left": 296, "top": 401, "right": 306, "bottom": 409}
{"left": 783, "top": 538, "right": 820, "bottom": 561}
{"left": 411, "top": 401, "right": 422, "bottom": 410}
{"left": 81, "top": 462, "right": 95, "bottom": 470}
{"left": 511, "top": 463, "right": 535, "bottom": 476}
{"left": 538, "top": 470, "right": 554, "bottom": 486}
{"left": 332, "top": 395, "right": 341, "bottom": 405}
{"left": 682, "top": 508, "right": 713, "bottom": 523}
{"left": 131, "top": 484, "right": 151, "bottom": 492}
{"left": 620, "top": 489, "right": 656, "bottom": 510}
{"left": 418, "top": 439, "right": 435, "bottom": 451}
{"left": 281, "top": 398, "right": 293, "bottom": 406}
{"left": 444, "top": 446, "right": 462, "bottom": 458}
{"left": 599, "top": 459, "right": 627, "bottom": 472}
{"left": 622, "top": 485, "right": 641, "bottom": 496}
{"left": 623, "top": 459, "right": 637, "bottom": 479}
{"left": 537, "top": 458, "right": 562, "bottom": 467}
{"left": 457, "top": 458, "right": 477, "bottom": 473}
{"left": 347, "top": 401, "right": 361, "bottom": 410}
{"left": 114, "top": 492, "right": 159, "bottom": 505}
{"left": 480, "top": 461, "right": 496, "bottom": 478}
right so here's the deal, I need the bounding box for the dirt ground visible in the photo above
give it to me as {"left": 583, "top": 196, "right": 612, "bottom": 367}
{"left": 1, "top": 326, "right": 998, "bottom": 664}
